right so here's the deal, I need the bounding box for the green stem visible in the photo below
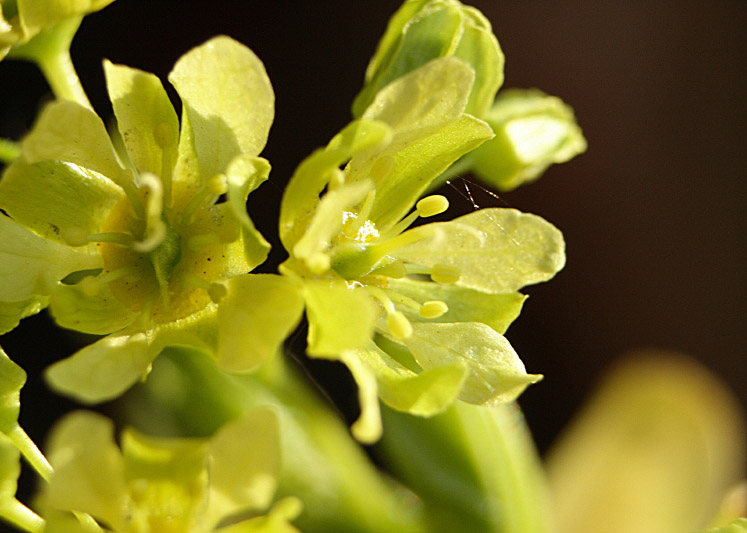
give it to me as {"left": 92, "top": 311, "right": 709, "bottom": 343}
{"left": 0, "top": 498, "right": 44, "bottom": 533}
{"left": 0, "top": 138, "right": 20, "bottom": 164}
{"left": 7, "top": 424, "right": 53, "bottom": 482}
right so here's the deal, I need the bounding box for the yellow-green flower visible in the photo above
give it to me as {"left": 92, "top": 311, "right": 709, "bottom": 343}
{"left": 41, "top": 409, "right": 301, "bottom": 533}
{"left": 279, "top": 56, "right": 565, "bottom": 442}
{"left": 0, "top": 36, "right": 298, "bottom": 403}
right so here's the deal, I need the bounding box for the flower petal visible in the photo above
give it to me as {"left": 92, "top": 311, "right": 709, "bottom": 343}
{"left": 394, "top": 207, "right": 566, "bottom": 294}
{"left": 0, "top": 347, "right": 25, "bottom": 435}
{"left": 217, "top": 275, "right": 304, "bottom": 373}
{"left": 0, "top": 214, "right": 100, "bottom": 302}
{"left": 340, "top": 350, "right": 383, "bottom": 444}
{"left": 49, "top": 280, "right": 137, "bottom": 335}
{"left": 403, "top": 322, "right": 542, "bottom": 405}
{"left": 16, "top": 0, "right": 115, "bottom": 37}
{"left": 0, "top": 295, "right": 48, "bottom": 335}
{"left": 104, "top": 60, "right": 179, "bottom": 178}
{"left": 169, "top": 36, "right": 274, "bottom": 179}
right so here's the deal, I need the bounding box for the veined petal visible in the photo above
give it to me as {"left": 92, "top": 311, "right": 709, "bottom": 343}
{"left": 0, "top": 159, "right": 124, "bottom": 246}
{"left": 205, "top": 408, "right": 280, "bottom": 527}
{"left": 340, "top": 350, "right": 383, "bottom": 444}
{"left": 169, "top": 36, "right": 274, "bottom": 179}
{"left": 0, "top": 214, "right": 100, "bottom": 302}
{"left": 20, "top": 101, "right": 129, "bottom": 187}
{"left": 0, "top": 347, "right": 25, "bottom": 435}
{"left": 16, "top": 0, "right": 115, "bottom": 37}
{"left": 104, "top": 60, "right": 179, "bottom": 179}
{"left": 394, "top": 208, "right": 566, "bottom": 294}
{"left": 279, "top": 119, "right": 392, "bottom": 250}
{"left": 387, "top": 278, "right": 526, "bottom": 334}
{"left": 217, "top": 274, "right": 304, "bottom": 373}
{"left": 49, "top": 280, "right": 137, "bottom": 335}
{"left": 44, "top": 411, "right": 128, "bottom": 531}
{"left": 303, "top": 282, "right": 378, "bottom": 357}
{"left": 0, "top": 433, "right": 21, "bottom": 501}
{"left": 403, "top": 322, "right": 541, "bottom": 405}
{"left": 0, "top": 295, "right": 48, "bottom": 335}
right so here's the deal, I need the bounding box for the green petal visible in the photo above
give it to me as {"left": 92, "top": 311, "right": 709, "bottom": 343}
{"left": 0, "top": 214, "right": 100, "bottom": 302}
{"left": 104, "top": 60, "right": 179, "bottom": 178}
{"left": 403, "top": 322, "right": 541, "bottom": 405}
{"left": 225, "top": 154, "right": 272, "bottom": 269}
{"left": 0, "top": 159, "right": 124, "bottom": 246}
{"left": 303, "top": 282, "right": 378, "bottom": 357}
{"left": 355, "top": 341, "right": 468, "bottom": 417}
{"left": 0, "top": 433, "right": 20, "bottom": 501}
{"left": 279, "top": 119, "right": 392, "bottom": 250}
{"left": 205, "top": 408, "right": 280, "bottom": 526}
{"left": 217, "top": 275, "right": 304, "bottom": 373}
{"left": 352, "top": 57, "right": 494, "bottom": 230}
{"left": 340, "top": 350, "right": 383, "bottom": 443}
{"left": 387, "top": 277, "right": 526, "bottom": 334}
{"left": 0, "top": 348, "right": 24, "bottom": 435}
{"left": 394, "top": 208, "right": 566, "bottom": 293}
{"left": 49, "top": 279, "right": 137, "bottom": 335}
{"left": 0, "top": 295, "right": 48, "bottom": 335}
{"left": 45, "top": 411, "right": 128, "bottom": 531}
{"left": 169, "top": 35, "right": 274, "bottom": 179}
{"left": 20, "top": 100, "right": 129, "bottom": 186}
{"left": 45, "top": 330, "right": 158, "bottom": 403}
{"left": 471, "top": 89, "right": 587, "bottom": 191}
{"left": 16, "top": 0, "right": 115, "bottom": 37}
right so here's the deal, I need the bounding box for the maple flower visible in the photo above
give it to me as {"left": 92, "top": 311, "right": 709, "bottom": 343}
{"left": 0, "top": 36, "right": 296, "bottom": 402}
{"left": 278, "top": 56, "right": 565, "bottom": 442}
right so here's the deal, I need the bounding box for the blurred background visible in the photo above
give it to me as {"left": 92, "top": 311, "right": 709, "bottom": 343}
{"left": 0, "top": 0, "right": 744, "bottom": 461}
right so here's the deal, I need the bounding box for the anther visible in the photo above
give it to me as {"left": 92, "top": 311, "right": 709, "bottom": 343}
{"left": 61, "top": 227, "right": 89, "bottom": 247}
{"left": 97, "top": 266, "right": 139, "bottom": 284}
{"left": 328, "top": 168, "right": 345, "bottom": 190}
{"left": 386, "top": 311, "right": 413, "bottom": 339}
{"left": 79, "top": 276, "right": 101, "bottom": 297}
{"left": 430, "top": 264, "right": 460, "bottom": 284}
{"left": 416, "top": 195, "right": 449, "bottom": 217}
{"left": 306, "top": 252, "right": 331, "bottom": 274}
{"left": 419, "top": 300, "right": 449, "bottom": 319}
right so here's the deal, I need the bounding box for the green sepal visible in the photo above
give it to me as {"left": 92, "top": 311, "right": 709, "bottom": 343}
{"left": 0, "top": 158, "right": 123, "bottom": 247}
{"left": 403, "top": 322, "right": 542, "bottom": 405}
{"left": 471, "top": 89, "right": 587, "bottom": 191}
{"left": 217, "top": 274, "right": 304, "bottom": 373}
{"left": 169, "top": 35, "right": 274, "bottom": 180}
{"left": 0, "top": 295, "right": 48, "bottom": 335}
{"left": 20, "top": 100, "right": 129, "bottom": 186}
{"left": 387, "top": 277, "right": 526, "bottom": 334}
{"left": 49, "top": 279, "right": 137, "bottom": 335}
{"left": 394, "top": 207, "right": 566, "bottom": 294}
{"left": 104, "top": 59, "right": 180, "bottom": 179}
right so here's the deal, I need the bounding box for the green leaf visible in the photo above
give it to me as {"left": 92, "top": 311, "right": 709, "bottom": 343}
{"left": 0, "top": 213, "right": 100, "bottom": 302}
{"left": 279, "top": 119, "right": 392, "bottom": 250}
{"left": 20, "top": 100, "right": 129, "bottom": 186}
{"left": 471, "top": 89, "right": 587, "bottom": 191}
{"left": 0, "top": 159, "right": 124, "bottom": 246}
{"left": 104, "top": 59, "right": 179, "bottom": 178}
{"left": 169, "top": 35, "right": 274, "bottom": 179}
{"left": 16, "top": 0, "right": 115, "bottom": 37}
{"left": 217, "top": 275, "right": 304, "bottom": 373}
{"left": 0, "top": 348, "right": 24, "bottom": 435}
{"left": 303, "top": 282, "right": 378, "bottom": 357}
{"left": 351, "top": 57, "right": 493, "bottom": 231}
{"left": 44, "top": 411, "right": 128, "bottom": 531}
{"left": 394, "top": 208, "right": 565, "bottom": 294}
{"left": 403, "top": 322, "right": 541, "bottom": 405}
{"left": 205, "top": 408, "right": 280, "bottom": 527}
{"left": 49, "top": 279, "right": 137, "bottom": 335}
{"left": 0, "top": 295, "right": 48, "bottom": 335}
{"left": 387, "top": 277, "right": 526, "bottom": 334}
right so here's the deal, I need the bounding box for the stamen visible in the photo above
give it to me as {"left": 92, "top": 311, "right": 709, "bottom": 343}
{"left": 181, "top": 175, "right": 227, "bottom": 224}
{"left": 328, "top": 168, "right": 345, "bottom": 191}
{"left": 97, "top": 266, "right": 140, "bottom": 284}
{"left": 371, "top": 259, "right": 406, "bottom": 279}
{"left": 386, "top": 311, "right": 412, "bottom": 339}
{"left": 431, "top": 264, "right": 460, "bottom": 284}
{"left": 416, "top": 195, "right": 449, "bottom": 217}
{"left": 419, "top": 300, "right": 449, "bottom": 319}
{"left": 207, "top": 282, "right": 228, "bottom": 303}
{"left": 306, "top": 252, "right": 331, "bottom": 274}
{"left": 155, "top": 122, "right": 174, "bottom": 207}
{"left": 122, "top": 181, "right": 146, "bottom": 220}
{"left": 61, "top": 227, "right": 89, "bottom": 247}
{"left": 133, "top": 173, "right": 166, "bottom": 253}
{"left": 87, "top": 232, "right": 135, "bottom": 246}
{"left": 344, "top": 190, "right": 376, "bottom": 238}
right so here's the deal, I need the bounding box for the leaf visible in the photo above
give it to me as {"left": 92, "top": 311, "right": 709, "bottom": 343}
{"left": 49, "top": 279, "right": 137, "bottom": 335}
{"left": 169, "top": 35, "right": 274, "bottom": 179}
{"left": 403, "top": 322, "right": 541, "bottom": 405}
{"left": 303, "top": 282, "right": 378, "bottom": 357}
{"left": 217, "top": 275, "right": 304, "bottom": 373}
{"left": 20, "top": 100, "right": 129, "bottom": 187}
{"left": 44, "top": 411, "right": 128, "bottom": 531}
{"left": 0, "top": 159, "right": 124, "bottom": 246}
{"left": 394, "top": 208, "right": 565, "bottom": 294}
{"left": 387, "top": 277, "right": 526, "bottom": 334}
{"left": 0, "top": 348, "right": 25, "bottom": 435}
{"left": 0, "top": 214, "right": 100, "bottom": 302}
{"left": 104, "top": 60, "right": 179, "bottom": 178}
{"left": 0, "top": 295, "right": 48, "bottom": 335}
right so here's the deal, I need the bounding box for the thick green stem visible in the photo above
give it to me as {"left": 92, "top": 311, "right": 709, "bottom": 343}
{"left": 0, "top": 139, "right": 20, "bottom": 164}
{"left": 6, "top": 424, "right": 53, "bottom": 482}
{"left": 0, "top": 498, "right": 44, "bottom": 533}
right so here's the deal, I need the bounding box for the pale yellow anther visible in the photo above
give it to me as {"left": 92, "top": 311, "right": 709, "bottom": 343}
{"left": 419, "top": 300, "right": 448, "bottom": 319}
{"left": 370, "top": 156, "right": 395, "bottom": 182}
{"left": 416, "top": 195, "right": 449, "bottom": 217}
{"left": 61, "top": 227, "right": 89, "bottom": 247}
{"left": 208, "top": 282, "right": 228, "bottom": 303}
{"left": 79, "top": 276, "right": 100, "bottom": 297}
{"left": 207, "top": 175, "right": 228, "bottom": 196}
{"left": 307, "top": 252, "right": 331, "bottom": 274}
{"left": 431, "top": 264, "right": 460, "bottom": 284}
{"left": 386, "top": 311, "right": 413, "bottom": 339}
{"left": 328, "top": 168, "right": 345, "bottom": 190}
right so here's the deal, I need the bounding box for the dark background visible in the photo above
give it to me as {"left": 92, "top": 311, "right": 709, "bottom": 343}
{"left": 1, "top": 0, "right": 744, "bottom": 466}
